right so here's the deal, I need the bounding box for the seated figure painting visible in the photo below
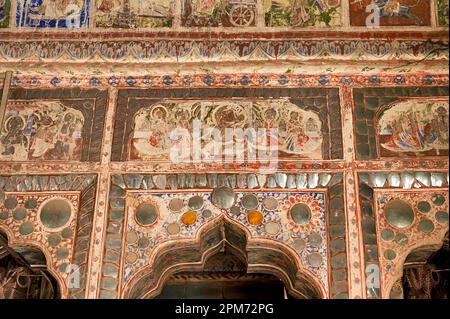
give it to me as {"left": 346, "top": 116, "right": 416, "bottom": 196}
{"left": 0, "top": 102, "right": 85, "bottom": 161}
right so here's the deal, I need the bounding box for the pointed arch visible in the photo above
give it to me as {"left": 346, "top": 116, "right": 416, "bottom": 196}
{"left": 121, "top": 215, "right": 326, "bottom": 299}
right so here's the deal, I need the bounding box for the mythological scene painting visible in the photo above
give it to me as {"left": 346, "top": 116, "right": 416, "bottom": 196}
{"left": 15, "top": 0, "right": 91, "bottom": 28}
{"left": 264, "top": 0, "right": 341, "bottom": 27}
{"left": 181, "top": 0, "right": 257, "bottom": 27}
{"left": 437, "top": 0, "right": 449, "bottom": 26}
{"left": 130, "top": 100, "right": 323, "bottom": 161}
{"left": 0, "top": 102, "right": 85, "bottom": 161}
{"left": 377, "top": 99, "right": 449, "bottom": 157}
{"left": 96, "top": 0, "right": 175, "bottom": 28}
{"left": 0, "top": 0, "right": 10, "bottom": 28}
{"left": 349, "top": 0, "right": 431, "bottom": 26}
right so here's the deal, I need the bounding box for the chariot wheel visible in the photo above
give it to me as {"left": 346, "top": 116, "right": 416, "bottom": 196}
{"left": 229, "top": 5, "right": 255, "bottom": 27}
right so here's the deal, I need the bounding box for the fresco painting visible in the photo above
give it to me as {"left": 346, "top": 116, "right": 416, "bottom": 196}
{"left": 0, "top": 0, "right": 10, "bottom": 28}
{"left": 349, "top": 0, "right": 431, "bottom": 26}
{"left": 377, "top": 100, "right": 449, "bottom": 157}
{"left": 130, "top": 100, "right": 323, "bottom": 161}
{"left": 0, "top": 102, "right": 85, "bottom": 161}
{"left": 15, "top": 0, "right": 91, "bottom": 28}
{"left": 437, "top": 0, "right": 449, "bottom": 26}
{"left": 96, "top": 0, "right": 175, "bottom": 28}
{"left": 264, "top": 0, "right": 341, "bottom": 27}
{"left": 182, "top": 0, "right": 257, "bottom": 27}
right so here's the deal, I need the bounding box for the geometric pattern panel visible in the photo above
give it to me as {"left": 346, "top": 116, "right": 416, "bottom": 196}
{"left": 0, "top": 174, "right": 97, "bottom": 299}
{"left": 358, "top": 171, "right": 449, "bottom": 299}
{"left": 101, "top": 172, "right": 348, "bottom": 299}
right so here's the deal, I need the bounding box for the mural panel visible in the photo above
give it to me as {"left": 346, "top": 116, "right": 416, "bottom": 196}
{"left": 349, "top": 0, "right": 431, "bottom": 27}
{"left": 0, "top": 0, "right": 10, "bottom": 28}
{"left": 16, "top": 0, "right": 91, "bottom": 28}
{"left": 377, "top": 99, "right": 449, "bottom": 157}
{"left": 131, "top": 100, "right": 323, "bottom": 161}
{"left": 4, "top": 88, "right": 108, "bottom": 162}
{"left": 181, "top": 0, "right": 257, "bottom": 27}
{"left": 0, "top": 102, "right": 84, "bottom": 161}
{"left": 96, "top": 0, "right": 175, "bottom": 28}
{"left": 112, "top": 88, "right": 343, "bottom": 163}
{"left": 437, "top": 0, "right": 449, "bottom": 26}
{"left": 353, "top": 86, "right": 449, "bottom": 160}
{"left": 264, "top": 0, "right": 342, "bottom": 27}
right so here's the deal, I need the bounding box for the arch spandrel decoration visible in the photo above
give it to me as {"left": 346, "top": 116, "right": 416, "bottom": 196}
{"left": 102, "top": 172, "right": 349, "bottom": 299}
{"left": 0, "top": 174, "right": 98, "bottom": 299}
{"left": 358, "top": 171, "right": 449, "bottom": 299}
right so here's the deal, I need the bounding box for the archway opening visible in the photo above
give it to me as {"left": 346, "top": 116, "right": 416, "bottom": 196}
{"left": 124, "top": 217, "right": 324, "bottom": 299}
{"left": 155, "top": 243, "right": 288, "bottom": 299}
{"left": 391, "top": 233, "right": 449, "bottom": 299}
{"left": 0, "top": 231, "right": 60, "bottom": 299}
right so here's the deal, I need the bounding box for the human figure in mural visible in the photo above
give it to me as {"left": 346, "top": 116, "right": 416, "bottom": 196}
{"left": 0, "top": 0, "right": 6, "bottom": 23}
{"left": 0, "top": 116, "right": 27, "bottom": 157}
{"left": 373, "top": 0, "right": 423, "bottom": 25}
{"left": 30, "top": 0, "right": 82, "bottom": 19}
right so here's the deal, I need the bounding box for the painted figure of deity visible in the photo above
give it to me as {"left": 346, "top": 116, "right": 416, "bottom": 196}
{"left": 378, "top": 100, "right": 449, "bottom": 156}
{"left": 0, "top": 102, "right": 85, "bottom": 161}
{"left": 265, "top": 0, "right": 341, "bottom": 27}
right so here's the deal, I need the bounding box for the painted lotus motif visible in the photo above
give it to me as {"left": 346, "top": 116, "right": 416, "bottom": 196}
{"left": 130, "top": 100, "right": 323, "bottom": 161}
{"left": 264, "top": 0, "right": 341, "bottom": 27}
{"left": 0, "top": 102, "right": 85, "bottom": 161}
{"left": 96, "top": 0, "right": 175, "bottom": 28}
{"left": 377, "top": 99, "right": 449, "bottom": 157}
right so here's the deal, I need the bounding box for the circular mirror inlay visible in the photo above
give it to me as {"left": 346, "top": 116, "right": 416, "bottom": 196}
{"left": 182, "top": 211, "right": 197, "bottom": 225}
{"left": 126, "top": 231, "right": 138, "bottom": 245}
{"left": 135, "top": 202, "right": 158, "bottom": 226}
{"left": 167, "top": 223, "right": 181, "bottom": 235}
{"left": 308, "top": 233, "right": 323, "bottom": 248}
{"left": 202, "top": 209, "right": 212, "bottom": 219}
{"left": 4, "top": 197, "right": 18, "bottom": 210}
{"left": 419, "top": 219, "right": 435, "bottom": 233}
{"left": 126, "top": 252, "right": 138, "bottom": 264}
{"left": 48, "top": 234, "right": 62, "bottom": 247}
{"left": 168, "top": 198, "right": 184, "bottom": 212}
{"left": 188, "top": 196, "right": 204, "bottom": 211}
{"left": 230, "top": 206, "right": 241, "bottom": 216}
{"left": 290, "top": 203, "right": 311, "bottom": 225}
{"left": 56, "top": 247, "right": 70, "bottom": 260}
{"left": 384, "top": 249, "right": 397, "bottom": 261}
{"left": 293, "top": 238, "right": 306, "bottom": 252}
{"left": 13, "top": 208, "right": 27, "bottom": 221}
{"left": 394, "top": 234, "right": 408, "bottom": 246}
{"left": 307, "top": 253, "right": 323, "bottom": 267}
{"left": 385, "top": 200, "right": 414, "bottom": 229}
{"left": 263, "top": 197, "right": 279, "bottom": 211}
{"left": 247, "top": 211, "right": 264, "bottom": 226}
{"left": 24, "top": 199, "right": 38, "bottom": 209}
{"left": 19, "top": 222, "right": 34, "bottom": 236}
{"left": 265, "top": 222, "right": 281, "bottom": 235}
{"left": 436, "top": 211, "right": 449, "bottom": 224}
{"left": 381, "top": 229, "right": 395, "bottom": 241}
{"left": 0, "top": 210, "right": 8, "bottom": 220}
{"left": 432, "top": 195, "right": 446, "bottom": 206}
{"left": 138, "top": 237, "right": 150, "bottom": 249}
{"left": 241, "top": 194, "right": 259, "bottom": 210}
{"left": 418, "top": 201, "right": 431, "bottom": 214}
{"left": 39, "top": 199, "right": 72, "bottom": 230}
{"left": 211, "top": 186, "right": 235, "bottom": 209}
{"left": 61, "top": 227, "right": 73, "bottom": 239}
